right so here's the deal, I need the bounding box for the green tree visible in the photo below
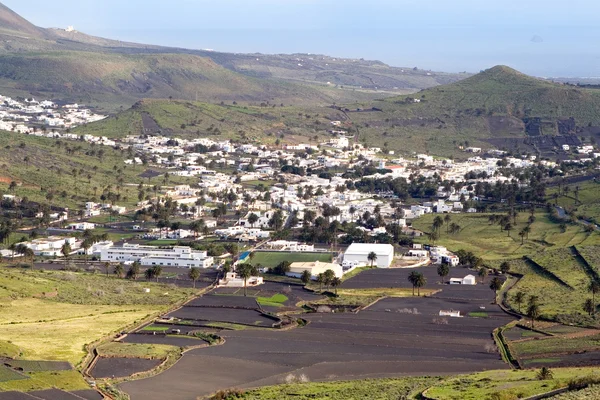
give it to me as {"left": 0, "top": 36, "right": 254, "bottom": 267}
{"left": 513, "top": 291, "right": 525, "bottom": 313}
{"left": 414, "top": 272, "right": 427, "bottom": 296}
{"left": 189, "top": 267, "right": 201, "bottom": 288}
{"left": 584, "top": 298, "right": 595, "bottom": 316}
{"left": 489, "top": 277, "right": 503, "bottom": 304}
{"left": 300, "top": 270, "right": 311, "bottom": 286}
{"left": 478, "top": 267, "right": 488, "bottom": 283}
{"left": 236, "top": 263, "right": 258, "bottom": 296}
{"left": 103, "top": 262, "right": 111, "bottom": 277}
{"left": 444, "top": 214, "right": 452, "bottom": 234}
{"left": 536, "top": 367, "right": 553, "bottom": 380}
{"left": 527, "top": 301, "right": 541, "bottom": 329}
{"left": 589, "top": 281, "right": 600, "bottom": 309}
{"left": 323, "top": 269, "right": 336, "bottom": 290}
{"left": 500, "top": 261, "right": 511, "bottom": 274}
{"left": 437, "top": 263, "right": 450, "bottom": 284}
{"left": 408, "top": 271, "right": 419, "bottom": 296}
{"left": 316, "top": 273, "right": 325, "bottom": 291}
{"left": 81, "top": 238, "right": 94, "bottom": 269}
{"left": 367, "top": 251, "right": 378, "bottom": 268}
{"left": 127, "top": 262, "right": 140, "bottom": 280}
{"left": 114, "top": 263, "right": 125, "bottom": 278}
{"left": 331, "top": 277, "right": 342, "bottom": 295}
{"left": 61, "top": 242, "right": 72, "bottom": 269}
{"left": 247, "top": 213, "right": 259, "bottom": 228}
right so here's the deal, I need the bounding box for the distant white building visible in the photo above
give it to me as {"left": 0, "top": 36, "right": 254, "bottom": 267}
{"left": 218, "top": 271, "right": 263, "bottom": 287}
{"left": 100, "top": 243, "right": 214, "bottom": 268}
{"left": 343, "top": 243, "right": 394, "bottom": 268}
{"left": 450, "top": 275, "right": 476, "bottom": 285}
{"left": 20, "top": 236, "right": 77, "bottom": 257}
{"left": 287, "top": 261, "right": 343, "bottom": 280}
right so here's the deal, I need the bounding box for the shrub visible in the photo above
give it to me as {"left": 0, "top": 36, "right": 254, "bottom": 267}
{"left": 209, "top": 389, "right": 245, "bottom": 400}
{"left": 568, "top": 375, "right": 600, "bottom": 390}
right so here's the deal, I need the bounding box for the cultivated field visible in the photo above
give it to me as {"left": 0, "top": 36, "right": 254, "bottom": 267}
{"left": 120, "top": 274, "right": 514, "bottom": 400}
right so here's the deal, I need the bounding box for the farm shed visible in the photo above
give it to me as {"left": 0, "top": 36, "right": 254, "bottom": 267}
{"left": 343, "top": 243, "right": 395, "bottom": 268}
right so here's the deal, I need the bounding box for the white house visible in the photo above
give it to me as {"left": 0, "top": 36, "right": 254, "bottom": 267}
{"left": 67, "top": 222, "right": 96, "bottom": 231}
{"left": 100, "top": 243, "right": 214, "bottom": 268}
{"left": 449, "top": 275, "right": 476, "bottom": 285}
{"left": 287, "top": 261, "right": 343, "bottom": 280}
{"left": 21, "top": 236, "right": 77, "bottom": 257}
{"left": 343, "top": 243, "right": 394, "bottom": 268}
{"left": 218, "top": 271, "right": 264, "bottom": 287}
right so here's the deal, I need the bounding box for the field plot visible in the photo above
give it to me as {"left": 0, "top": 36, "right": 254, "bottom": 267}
{"left": 2, "top": 360, "right": 71, "bottom": 372}
{"left": 168, "top": 307, "right": 276, "bottom": 327}
{"left": 504, "top": 257, "right": 596, "bottom": 321}
{"left": 123, "top": 334, "right": 206, "bottom": 348}
{"left": 251, "top": 252, "right": 332, "bottom": 268}
{"left": 91, "top": 357, "right": 163, "bottom": 379}
{"left": 186, "top": 294, "right": 258, "bottom": 309}
{"left": 121, "top": 282, "right": 514, "bottom": 400}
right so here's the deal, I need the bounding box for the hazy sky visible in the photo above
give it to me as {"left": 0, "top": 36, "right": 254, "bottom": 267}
{"left": 5, "top": 0, "right": 600, "bottom": 77}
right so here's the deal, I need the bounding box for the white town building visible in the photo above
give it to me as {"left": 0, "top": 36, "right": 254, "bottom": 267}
{"left": 287, "top": 261, "right": 344, "bottom": 280}
{"left": 100, "top": 243, "right": 214, "bottom": 268}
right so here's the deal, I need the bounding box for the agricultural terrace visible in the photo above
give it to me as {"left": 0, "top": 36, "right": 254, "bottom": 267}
{"left": 424, "top": 367, "right": 600, "bottom": 400}
{"left": 500, "top": 249, "right": 599, "bottom": 325}
{"left": 547, "top": 180, "right": 600, "bottom": 224}
{"left": 0, "top": 266, "right": 195, "bottom": 365}
{"left": 412, "top": 212, "right": 599, "bottom": 260}
{"left": 250, "top": 251, "right": 332, "bottom": 268}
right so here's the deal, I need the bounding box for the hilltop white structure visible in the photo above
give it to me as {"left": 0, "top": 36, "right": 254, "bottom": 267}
{"left": 343, "top": 243, "right": 394, "bottom": 268}
{"left": 100, "top": 243, "right": 214, "bottom": 268}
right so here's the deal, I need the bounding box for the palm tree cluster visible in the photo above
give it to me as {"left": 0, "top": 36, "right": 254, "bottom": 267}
{"left": 408, "top": 271, "right": 427, "bottom": 296}
{"left": 315, "top": 269, "right": 341, "bottom": 293}
{"left": 144, "top": 265, "right": 163, "bottom": 282}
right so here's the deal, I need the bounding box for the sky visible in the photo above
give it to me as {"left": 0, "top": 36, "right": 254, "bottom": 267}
{"left": 5, "top": 0, "right": 600, "bottom": 77}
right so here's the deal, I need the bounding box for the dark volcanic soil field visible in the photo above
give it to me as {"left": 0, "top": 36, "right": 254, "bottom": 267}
{"left": 92, "top": 357, "right": 163, "bottom": 379}
{"left": 122, "top": 267, "right": 514, "bottom": 400}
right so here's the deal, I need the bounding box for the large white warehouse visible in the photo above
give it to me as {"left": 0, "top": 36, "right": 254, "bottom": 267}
{"left": 343, "top": 243, "right": 395, "bottom": 268}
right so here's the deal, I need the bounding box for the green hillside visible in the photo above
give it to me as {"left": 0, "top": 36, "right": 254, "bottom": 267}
{"left": 339, "top": 66, "right": 600, "bottom": 156}
{"left": 75, "top": 99, "right": 348, "bottom": 145}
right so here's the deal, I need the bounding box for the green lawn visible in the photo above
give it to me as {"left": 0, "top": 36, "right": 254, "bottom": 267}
{"left": 412, "top": 212, "right": 598, "bottom": 260}
{"left": 512, "top": 335, "right": 600, "bottom": 358}
{"left": 257, "top": 294, "right": 289, "bottom": 308}
{"left": 251, "top": 252, "right": 332, "bottom": 268}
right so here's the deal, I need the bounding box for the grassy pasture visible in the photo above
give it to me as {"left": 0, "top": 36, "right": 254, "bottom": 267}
{"left": 425, "top": 367, "right": 600, "bottom": 400}
{"left": 252, "top": 251, "right": 332, "bottom": 268}
{"left": 412, "top": 212, "right": 599, "bottom": 260}
{"left": 0, "top": 267, "right": 195, "bottom": 364}
{"left": 97, "top": 342, "right": 179, "bottom": 360}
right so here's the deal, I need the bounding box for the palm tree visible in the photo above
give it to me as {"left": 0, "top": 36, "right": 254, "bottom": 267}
{"left": 437, "top": 263, "right": 450, "bottom": 284}
{"left": 429, "top": 231, "right": 439, "bottom": 245}
{"left": 22, "top": 247, "right": 34, "bottom": 266}
{"left": 331, "top": 277, "right": 342, "bottom": 295}
{"left": 236, "top": 263, "right": 258, "bottom": 296}
{"left": 316, "top": 273, "right": 325, "bottom": 291}
{"left": 536, "top": 367, "right": 553, "bottom": 381}
{"left": 128, "top": 262, "right": 140, "bottom": 280}
{"left": 324, "top": 269, "right": 335, "bottom": 290}
{"left": 114, "top": 263, "right": 125, "bottom": 278}
{"left": 433, "top": 215, "right": 444, "bottom": 234}
{"left": 514, "top": 291, "right": 525, "bottom": 313}
{"left": 103, "top": 262, "right": 111, "bottom": 277}
{"left": 518, "top": 229, "right": 526, "bottom": 244}
{"left": 61, "top": 242, "right": 72, "bottom": 269}
{"left": 153, "top": 265, "right": 162, "bottom": 282}
{"left": 489, "top": 277, "right": 503, "bottom": 304}
{"left": 81, "top": 238, "right": 93, "bottom": 269}
{"left": 584, "top": 298, "right": 595, "bottom": 316}
{"left": 145, "top": 267, "right": 155, "bottom": 281}
{"left": 367, "top": 251, "right": 378, "bottom": 268}
{"left": 247, "top": 213, "right": 259, "bottom": 228}
{"left": 478, "top": 267, "right": 488, "bottom": 283}
{"left": 500, "top": 261, "right": 511, "bottom": 274}
{"left": 527, "top": 301, "right": 541, "bottom": 329}
{"left": 414, "top": 272, "right": 427, "bottom": 296}
{"left": 408, "top": 271, "right": 419, "bottom": 296}
{"left": 300, "top": 270, "right": 311, "bottom": 286}
{"left": 444, "top": 214, "right": 451, "bottom": 234}
{"left": 189, "top": 267, "right": 201, "bottom": 288}
{"left": 589, "top": 281, "right": 600, "bottom": 309}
